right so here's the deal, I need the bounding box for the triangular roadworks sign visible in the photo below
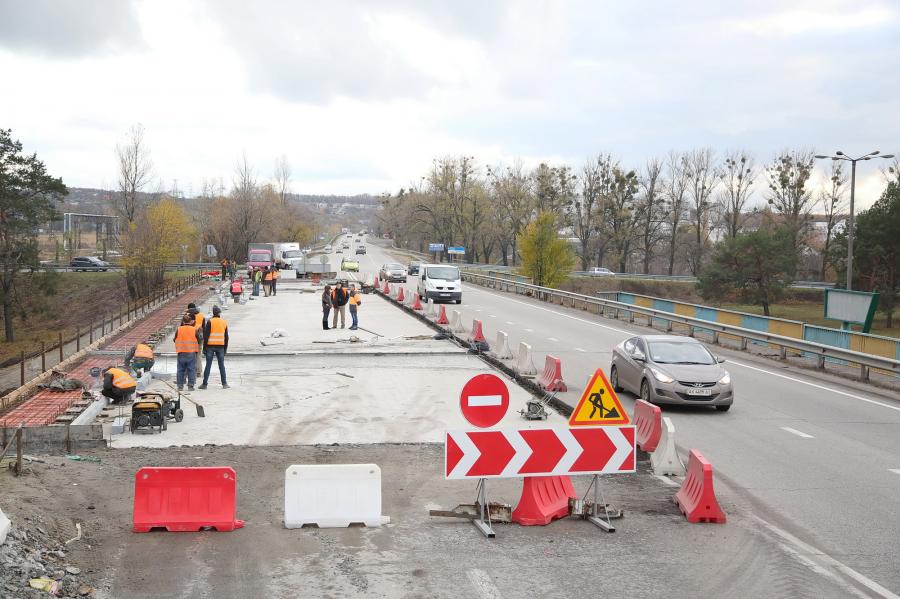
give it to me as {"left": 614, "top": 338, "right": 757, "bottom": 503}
{"left": 569, "top": 368, "right": 631, "bottom": 426}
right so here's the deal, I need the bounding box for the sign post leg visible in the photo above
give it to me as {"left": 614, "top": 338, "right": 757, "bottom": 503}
{"left": 585, "top": 474, "right": 615, "bottom": 532}
{"left": 473, "top": 478, "right": 495, "bottom": 538}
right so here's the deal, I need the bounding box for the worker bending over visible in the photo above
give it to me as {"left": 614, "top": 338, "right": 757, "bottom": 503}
{"left": 124, "top": 342, "right": 154, "bottom": 374}
{"left": 101, "top": 366, "right": 137, "bottom": 404}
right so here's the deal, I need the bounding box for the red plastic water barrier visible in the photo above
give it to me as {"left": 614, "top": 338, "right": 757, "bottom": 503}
{"left": 382, "top": 281, "right": 390, "bottom": 294}
{"left": 436, "top": 304, "right": 449, "bottom": 324}
{"left": 512, "top": 476, "right": 576, "bottom": 526}
{"left": 396, "top": 287, "right": 405, "bottom": 302}
{"left": 467, "top": 319, "right": 487, "bottom": 345}
{"left": 537, "top": 355, "right": 567, "bottom": 392}
{"left": 675, "top": 450, "right": 726, "bottom": 523}
{"left": 633, "top": 399, "right": 662, "bottom": 452}
{"left": 374, "top": 276, "right": 380, "bottom": 288}
{"left": 133, "top": 467, "right": 245, "bottom": 532}
{"left": 411, "top": 293, "right": 423, "bottom": 310}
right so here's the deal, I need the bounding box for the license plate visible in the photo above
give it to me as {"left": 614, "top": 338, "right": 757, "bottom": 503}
{"left": 686, "top": 388, "right": 712, "bottom": 396}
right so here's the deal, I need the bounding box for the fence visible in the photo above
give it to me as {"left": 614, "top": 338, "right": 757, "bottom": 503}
{"left": 460, "top": 271, "right": 899, "bottom": 381}
{"left": 0, "top": 272, "right": 203, "bottom": 405}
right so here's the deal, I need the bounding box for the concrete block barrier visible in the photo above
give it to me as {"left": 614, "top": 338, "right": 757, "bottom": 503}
{"left": 133, "top": 467, "right": 244, "bottom": 532}
{"left": 436, "top": 304, "right": 450, "bottom": 325}
{"left": 512, "top": 475, "right": 576, "bottom": 526}
{"left": 284, "top": 464, "right": 387, "bottom": 528}
{"left": 633, "top": 399, "right": 662, "bottom": 452}
{"left": 536, "top": 355, "right": 567, "bottom": 392}
{"left": 515, "top": 342, "right": 538, "bottom": 377}
{"left": 675, "top": 450, "right": 726, "bottom": 523}
{"left": 450, "top": 310, "right": 467, "bottom": 333}
{"left": 650, "top": 417, "right": 685, "bottom": 476}
{"left": 492, "top": 331, "right": 514, "bottom": 360}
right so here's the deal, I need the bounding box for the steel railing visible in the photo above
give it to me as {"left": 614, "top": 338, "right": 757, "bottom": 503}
{"left": 461, "top": 271, "right": 899, "bottom": 378}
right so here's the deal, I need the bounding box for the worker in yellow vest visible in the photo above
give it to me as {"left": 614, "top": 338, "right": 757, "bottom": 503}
{"left": 174, "top": 314, "right": 201, "bottom": 391}
{"left": 101, "top": 366, "right": 137, "bottom": 404}
{"left": 188, "top": 302, "right": 205, "bottom": 372}
{"left": 124, "top": 342, "right": 154, "bottom": 374}
{"left": 199, "top": 305, "right": 229, "bottom": 389}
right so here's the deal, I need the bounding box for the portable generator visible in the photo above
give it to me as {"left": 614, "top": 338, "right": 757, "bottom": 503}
{"left": 130, "top": 392, "right": 183, "bottom": 433}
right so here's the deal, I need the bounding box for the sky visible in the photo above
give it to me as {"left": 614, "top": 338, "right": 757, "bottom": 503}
{"left": 0, "top": 0, "right": 898, "bottom": 208}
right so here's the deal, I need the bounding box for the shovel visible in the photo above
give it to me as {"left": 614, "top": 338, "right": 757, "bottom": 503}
{"left": 162, "top": 380, "right": 206, "bottom": 417}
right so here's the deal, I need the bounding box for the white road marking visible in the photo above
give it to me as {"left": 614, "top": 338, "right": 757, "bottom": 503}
{"left": 889, "top": 469, "right": 900, "bottom": 476}
{"left": 464, "top": 285, "right": 900, "bottom": 415}
{"left": 547, "top": 337, "right": 559, "bottom": 342}
{"left": 466, "top": 569, "right": 504, "bottom": 599}
{"left": 475, "top": 309, "right": 483, "bottom": 313}
{"left": 524, "top": 328, "right": 533, "bottom": 332}
{"left": 488, "top": 314, "right": 497, "bottom": 318}
{"left": 654, "top": 474, "right": 680, "bottom": 487}
{"left": 574, "top": 347, "right": 586, "bottom": 352}
{"left": 467, "top": 395, "right": 503, "bottom": 407}
{"left": 753, "top": 514, "right": 900, "bottom": 599}
{"left": 781, "top": 427, "right": 815, "bottom": 439}
{"left": 506, "top": 321, "right": 514, "bottom": 325}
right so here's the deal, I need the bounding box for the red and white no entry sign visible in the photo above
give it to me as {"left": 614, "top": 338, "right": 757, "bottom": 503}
{"left": 459, "top": 374, "right": 510, "bottom": 428}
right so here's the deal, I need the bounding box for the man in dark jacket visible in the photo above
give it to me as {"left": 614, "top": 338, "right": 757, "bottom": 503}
{"left": 331, "top": 282, "right": 349, "bottom": 329}
{"left": 322, "top": 284, "right": 333, "bottom": 330}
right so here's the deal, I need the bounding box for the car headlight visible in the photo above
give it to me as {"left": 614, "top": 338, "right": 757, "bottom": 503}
{"left": 719, "top": 373, "right": 731, "bottom": 385}
{"left": 649, "top": 367, "right": 674, "bottom": 383}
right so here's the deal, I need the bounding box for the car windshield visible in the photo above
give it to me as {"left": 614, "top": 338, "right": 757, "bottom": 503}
{"left": 249, "top": 252, "right": 270, "bottom": 261}
{"left": 283, "top": 250, "right": 303, "bottom": 258}
{"left": 387, "top": 263, "right": 404, "bottom": 270}
{"left": 647, "top": 341, "right": 715, "bottom": 365}
{"left": 426, "top": 266, "right": 460, "bottom": 281}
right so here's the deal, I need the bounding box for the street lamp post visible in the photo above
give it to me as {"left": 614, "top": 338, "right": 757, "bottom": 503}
{"left": 813, "top": 150, "right": 894, "bottom": 290}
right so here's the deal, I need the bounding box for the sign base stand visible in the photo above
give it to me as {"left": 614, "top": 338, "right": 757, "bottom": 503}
{"left": 584, "top": 474, "right": 615, "bottom": 532}
{"left": 473, "top": 478, "right": 495, "bottom": 538}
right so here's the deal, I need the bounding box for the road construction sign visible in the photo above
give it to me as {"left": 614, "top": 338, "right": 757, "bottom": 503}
{"left": 569, "top": 369, "right": 630, "bottom": 426}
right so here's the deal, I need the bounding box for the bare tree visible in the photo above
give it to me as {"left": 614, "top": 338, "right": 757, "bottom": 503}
{"left": 819, "top": 162, "right": 847, "bottom": 280}
{"left": 487, "top": 161, "right": 533, "bottom": 265}
{"left": 635, "top": 158, "right": 665, "bottom": 274}
{"left": 684, "top": 148, "right": 718, "bottom": 275}
{"left": 273, "top": 154, "right": 292, "bottom": 206}
{"left": 766, "top": 149, "right": 816, "bottom": 248}
{"left": 115, "top": 124, "right": 153, "bottom": 222}
{"left": 567, "top": 155, "right": 609, "bottom": 270}
{"left": 717, "top": 150, "right": 756, "bottom": 239}
{"left": 663, "top": 152, "right": 689, "bottom": 275}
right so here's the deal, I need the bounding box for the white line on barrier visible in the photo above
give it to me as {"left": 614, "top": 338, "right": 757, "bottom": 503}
{"left": 506, "top": 321, "right": 514, "bottom": 325}
{"left": 463, "top": 284, "right": 900, "bottom": 415}
{"left": 489, "top": 314, "right": 497, "bottom": 318}
{"left": 466, "top": 569, "right": 504, "bottom": 599}
{"left": 781, "top": 427, "right": 815, "bottom": 439}
{"left": 753, "top": 514, "right": 900, "bottom": 599}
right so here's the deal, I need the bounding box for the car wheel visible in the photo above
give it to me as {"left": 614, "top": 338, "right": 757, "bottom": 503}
{"left": 640, "top": 379, "right": 651, "bottom": 403}
{"left": 610, "top": 366, "right": 623, "bottom": 392}
{"left": 716, "top": 405, "right": 731, "bottom": 412}
{"left": 455, "top": 299, "right": 462, "bottom": 304}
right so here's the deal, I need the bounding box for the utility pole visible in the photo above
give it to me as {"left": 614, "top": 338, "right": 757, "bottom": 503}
{"left": 814, "top": 150, "right": 894, "bottom": 290}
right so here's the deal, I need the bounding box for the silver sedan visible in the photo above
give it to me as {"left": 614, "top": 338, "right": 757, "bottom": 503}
{"left": 610, "top": 335, "right": 734, "bottom": 411}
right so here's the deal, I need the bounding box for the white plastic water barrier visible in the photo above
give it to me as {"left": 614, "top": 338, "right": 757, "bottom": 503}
{"left": 284, "top": 464, "right": 388, "bottom": 528}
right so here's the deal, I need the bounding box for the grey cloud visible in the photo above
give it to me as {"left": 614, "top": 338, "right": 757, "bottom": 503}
{"left": 0, "top": 0, "right": 142, "bottom": 56}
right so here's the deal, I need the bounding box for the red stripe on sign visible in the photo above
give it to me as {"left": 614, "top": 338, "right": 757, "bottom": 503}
{"left": 619, "top": 426, "right": 635, "bottom": 471}
{"left": 467, "top": 431, "right": 516, "bottom": 477}
{"left": 446, "top": 434, "right": 463, "bottom": 476}
{"left": 569, "top": 428, "right": 616, "bottom": 472}
{"left": 518, "top": 429, "right": 566, "bottom": 474}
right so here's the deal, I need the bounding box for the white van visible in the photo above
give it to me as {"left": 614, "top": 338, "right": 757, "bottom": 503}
{"left": 417, "top": 264, "right": 462, "bottom": 304}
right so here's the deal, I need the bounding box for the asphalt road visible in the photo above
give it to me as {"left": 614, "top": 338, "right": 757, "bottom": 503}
{"left": 335, "top": 240, "right": 900, "bottom": 597}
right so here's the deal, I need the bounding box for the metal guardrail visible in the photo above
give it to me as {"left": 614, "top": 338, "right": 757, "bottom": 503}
{"left": 461, "top": 271, "right": 900, "bottom": 378}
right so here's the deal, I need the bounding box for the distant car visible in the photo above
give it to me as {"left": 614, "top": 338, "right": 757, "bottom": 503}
{"left": 70, "top": 256, "right": 110, "bottom": 272}
{"left": 610, "top": 335, "right": 733, "bottom": 411}
{"left": 380, "top": 263, "right": 407, "bottom": 283}
{"left": 336, "top": 248, "right": 343, "bottom": 254}
{"left": 589, "top": 267, "right": 615, "bottom": 276}
{"left": 407, "top": 262, "right": 421, "bottom": 275}
{"left": 355, "top": 246, "right": 366, "bottom": 255}
{"left": 341, "top": 258, "right": 360, "bottom": 272}
{"left": 324, "top": 244, "right": 332, "bottom": 252}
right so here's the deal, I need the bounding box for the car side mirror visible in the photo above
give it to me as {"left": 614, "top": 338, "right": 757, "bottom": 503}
{"left": 632, "top": 350, "right": 646, "bottom": 362}
{"left": 716, "top": 357, "right": 725, "bottom": 363}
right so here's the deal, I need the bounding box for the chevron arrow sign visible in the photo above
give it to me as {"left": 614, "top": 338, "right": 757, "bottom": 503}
{"left": 445, "top": 426, "right": 635, "bottom": 479}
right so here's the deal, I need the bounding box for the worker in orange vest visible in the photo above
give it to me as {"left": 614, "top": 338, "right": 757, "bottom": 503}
{"left": 199, "top": 305, "right": 229, "bottom": 389}
{"left": 188, "top": 302, "right": 205, "bottom": 372}
{"left": 263, "top": 267, "right": 274, "bottom": 297}
{"left": 174, "top": 314, "right": 202, "bottom": 391}
{"left": 124, "top": 342, "right": 154, "bottom": 374}
{"left": 271, "top": 267, "right": 279, "bottom": 296}
{"left": 230, "top": 277, "right": 243, "bottom": 303}
{"left": 101, "top": 366, "right": 137, "bottom": 404}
